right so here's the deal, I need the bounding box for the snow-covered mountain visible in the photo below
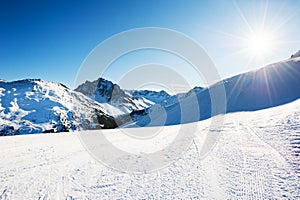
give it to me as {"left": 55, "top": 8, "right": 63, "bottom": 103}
{"left": 0, "top": 79, "right": 117, "bottom": 136}
{"left": 2, "top": 51, "right": 300, "bottom": 134}
{"left": 75, "top": 78, "right": 171, "bottom": 116}
{"left": 127, "top": 53, "right": 300, "bottom": 127}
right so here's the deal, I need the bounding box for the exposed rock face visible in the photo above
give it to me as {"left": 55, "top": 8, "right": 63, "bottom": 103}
{"left": 75, "top": 78, "right": 172, "bottom": 116}
{"left": 291, "top": 50, "right": 300, "bottom": 58}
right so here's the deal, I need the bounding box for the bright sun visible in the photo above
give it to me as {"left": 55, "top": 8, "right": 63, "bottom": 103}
{"left": 244, "top": 30, "right": 274, "bottom": 56}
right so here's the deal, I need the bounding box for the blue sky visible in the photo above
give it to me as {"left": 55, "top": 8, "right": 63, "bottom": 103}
{"left": 1, "top": 0, "right": 300, "bottom": 89}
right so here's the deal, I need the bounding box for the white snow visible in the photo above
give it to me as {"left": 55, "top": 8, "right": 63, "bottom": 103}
{"left": 100, "top": 103, "right": 130, "bottom": 116}
{"left": 0, "top": 98, "right": 299, "bottom": 199}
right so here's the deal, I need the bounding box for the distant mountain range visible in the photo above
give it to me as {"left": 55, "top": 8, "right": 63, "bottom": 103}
{"left": 0, "top": 78, "right": 174, "bottom": 135}
{"left": 1, "top": 51, "right": 300, "bottom": 135}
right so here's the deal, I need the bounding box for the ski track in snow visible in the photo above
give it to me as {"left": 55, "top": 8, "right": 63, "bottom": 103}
{"left": 1, "top": 100, "right": 300, "bottom": 199}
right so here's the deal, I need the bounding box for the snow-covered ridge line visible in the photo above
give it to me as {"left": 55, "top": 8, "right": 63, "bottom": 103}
{"left": 126, "top": 52, "right": 300, "bottom": 127}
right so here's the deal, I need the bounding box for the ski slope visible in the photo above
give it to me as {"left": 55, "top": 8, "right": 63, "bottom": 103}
{"left": 0, "top": 99, "right": 300, "bottom": 199}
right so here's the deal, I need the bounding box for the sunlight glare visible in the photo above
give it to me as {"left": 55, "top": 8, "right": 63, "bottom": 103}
{"left": 244, "top": 30, "right": 275, "bottom": 57}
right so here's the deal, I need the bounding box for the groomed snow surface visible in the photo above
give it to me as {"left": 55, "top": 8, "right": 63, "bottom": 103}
{"left": 1, "top": 99, "right": 300, "bottom": 199}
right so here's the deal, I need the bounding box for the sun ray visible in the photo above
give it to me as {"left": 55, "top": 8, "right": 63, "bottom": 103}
{"left": 262, "top": 68, "right": 273, "bottom": 105}
{"left": 211, "top": 0, "right": 298, "bottom": 71}
{"left": 233, "top": 0, "right": 253, "bottom": 33}
{"left": 272, "top": 11, "right": 299, "bottom": 33}
{"left": 270, "top": 2, "right": 300, "bottom": 34}
{"left": 261, "top": 0, "right": 269, "bottom": 29}
{"left": 210, "top": 29, "right": 247, "bottom": 42}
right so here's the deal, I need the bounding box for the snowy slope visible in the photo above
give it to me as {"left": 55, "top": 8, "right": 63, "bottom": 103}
{"left": 0, "top": 98, "right": 299, "bottom": 199}
{"left": 75, "top": 78, "right": 171, "bottom": 116}
{"left": 128, "top": 55, "right": 300, "bottom": 127}
{"left": 0, "top": 79, "right": 117, "bottom": 135}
